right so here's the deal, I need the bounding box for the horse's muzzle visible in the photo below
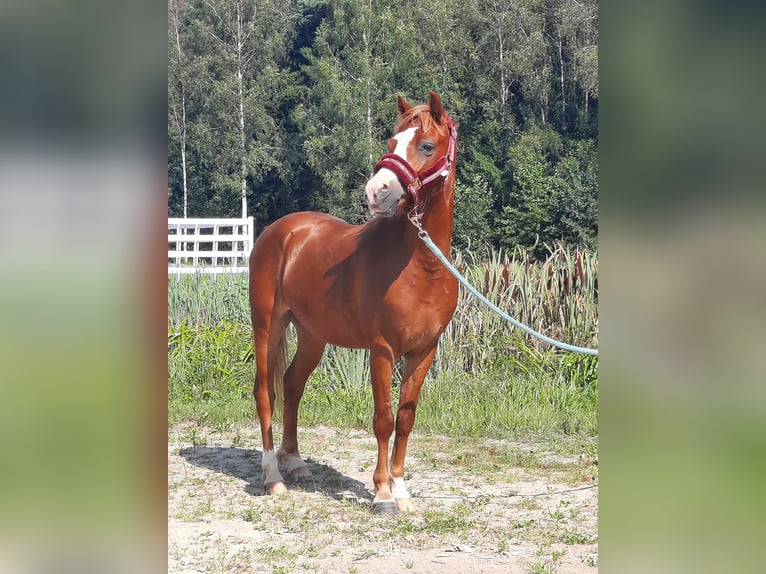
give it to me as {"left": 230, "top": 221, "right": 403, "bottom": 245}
{"left": 365, "top": 171, "right": 405, "bottom": 217}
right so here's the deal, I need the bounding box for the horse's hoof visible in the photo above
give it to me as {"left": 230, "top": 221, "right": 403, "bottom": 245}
{"left": 371, "top": 500, "right": 399, "bottom": 516}
{"left": 278, "top": 450, "right": 312, "bottom": 481}
{"left": 287, "top": 465, "right": 312, "bottom": 481}
{"left": 265, "top": 481, "right": 287, "bottom": 495}
{"left": 396, "top": 498, "right": 415, "bottom": 512}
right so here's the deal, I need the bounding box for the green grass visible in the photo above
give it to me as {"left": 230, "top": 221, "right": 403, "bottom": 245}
{"left": 168, "top": 246, "right": 598, "bottom": 440}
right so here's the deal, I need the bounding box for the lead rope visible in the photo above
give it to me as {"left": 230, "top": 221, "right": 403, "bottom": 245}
{"left": 408, "top": 213, "right": 598, "bottom": 356}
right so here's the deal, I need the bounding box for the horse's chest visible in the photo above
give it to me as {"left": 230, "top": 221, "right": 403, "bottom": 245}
{"left": 409, "top": 279, "right": 456, "bottom": 314}
{"left": 384, "top": 274, "right": 457, "bottom": 344}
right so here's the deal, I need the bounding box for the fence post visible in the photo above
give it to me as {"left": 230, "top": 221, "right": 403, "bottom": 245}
{"left": 247, "top": 216, "right": 255, "bottom": 256}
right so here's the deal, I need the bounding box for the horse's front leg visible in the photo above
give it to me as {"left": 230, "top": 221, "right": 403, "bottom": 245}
{"left": 369, "top": 347, "right": 398, "bottom": 515}
{"left": 389, "top": 346, "right": 438, "bottom": 512}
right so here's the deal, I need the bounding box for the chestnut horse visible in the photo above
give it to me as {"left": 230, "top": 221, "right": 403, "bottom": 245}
{"left": 248, "top": 91, "right": 458, "bottom": 515}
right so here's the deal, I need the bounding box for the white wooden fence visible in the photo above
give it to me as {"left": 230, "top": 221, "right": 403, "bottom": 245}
{"left": 168, "top": 217, "right": 255, "bottom": 276}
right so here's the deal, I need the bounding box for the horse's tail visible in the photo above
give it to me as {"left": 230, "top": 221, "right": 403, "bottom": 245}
{"left": 272, "top": 330, "right": 289, "bottom": 414}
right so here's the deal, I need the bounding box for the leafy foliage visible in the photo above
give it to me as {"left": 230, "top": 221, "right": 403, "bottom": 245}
{"left": 453, "top": 174, "right": 494, "bottom": 251}
{"left": 168, "top": 0, "right": 598, "bottom": 257}
{"left": 498, "top": 128, "right": 597, "bottom": 258}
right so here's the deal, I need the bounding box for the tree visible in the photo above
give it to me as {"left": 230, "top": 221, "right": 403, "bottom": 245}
{"left": 300, "top": 0, "right": 408, "bottom": 222}
{"left": 559, "top": 0, "right": 598, "bottom": 135}
{"left": 166, "top": 0, "right": 598, "bottom": 257}
{"left": 497, "top": 126, "right": 596, "bottom": 256}
{"left": 547, "top": 139, "right": 598, "bottom": 249}
{"left": 200, "top": 0, "right": 292, "bottom": 218}
{"left": 453, "top": 174, "right": 494, "bottom": 251}
{"left": 497, "top": 127, "right": 559, "bottom": 257}
{"left": 167, "top": 0, "right": 295, "bottom": 220}
{"left": 168, "top": 0, "right": 190, "bottom": 218}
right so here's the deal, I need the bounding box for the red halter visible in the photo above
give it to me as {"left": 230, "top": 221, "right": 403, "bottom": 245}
{"left": 372, "top": 113, "right": 457, "bottom": 217}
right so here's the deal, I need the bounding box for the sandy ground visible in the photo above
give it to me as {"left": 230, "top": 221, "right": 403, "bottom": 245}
{"left": 168, "top": 424, "right": 597, "bottom": 573}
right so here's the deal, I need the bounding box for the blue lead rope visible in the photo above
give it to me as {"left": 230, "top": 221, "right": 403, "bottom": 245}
{"left": 410, "top": 215, "right": 599, "bottom": 356}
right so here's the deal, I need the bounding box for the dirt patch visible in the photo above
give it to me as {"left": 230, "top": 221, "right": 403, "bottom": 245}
{"left": 168, "top": 424, "right": 597, "bottom": 573}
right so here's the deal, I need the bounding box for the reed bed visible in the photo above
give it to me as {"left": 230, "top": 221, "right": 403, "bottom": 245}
{"left": 438, "top": 245, "right": 597, "bottom": 374}
{"left": 168, "top": 246, "right": 598, "bottom": 437}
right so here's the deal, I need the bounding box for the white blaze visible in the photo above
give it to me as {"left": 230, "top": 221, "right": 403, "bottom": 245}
{"left": 366, "top": 127, "right": 418, "bottom": 199}
{"left": 391, "top": 127, "right": 418, "bottom": 159}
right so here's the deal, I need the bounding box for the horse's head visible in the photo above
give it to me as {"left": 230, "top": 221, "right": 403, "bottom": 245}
{"left": 365, "top": 91, "right": 457, "bottom": 218}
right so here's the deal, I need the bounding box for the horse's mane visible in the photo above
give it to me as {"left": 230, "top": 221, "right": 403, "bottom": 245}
{"left": 395, "top": 105, "right": 443, "bottom": 135}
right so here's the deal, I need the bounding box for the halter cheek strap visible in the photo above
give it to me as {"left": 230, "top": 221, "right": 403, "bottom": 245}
{"left": 372, "top": 114, "right": 458, "bottom": 216}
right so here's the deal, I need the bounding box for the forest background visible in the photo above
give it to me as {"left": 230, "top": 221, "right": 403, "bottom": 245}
{"left": 168, "top": 0, "right": 597, "bottom": 258}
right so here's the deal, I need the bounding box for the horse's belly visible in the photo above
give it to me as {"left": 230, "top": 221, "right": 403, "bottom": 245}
{"left": 283, "top": 279, "right": 455, "bottom": 352}
{"left": 281, "top": 275, "right": 369, "bottom": 347}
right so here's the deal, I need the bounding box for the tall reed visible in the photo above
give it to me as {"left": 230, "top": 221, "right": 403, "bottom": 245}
{"left": 168, "top": 246, "right": 597, "bottom": 345}
{"left": 438, "top": 245, "right": 598, "bottom": 375}
{"left": 168, "top": 273, "right": 250, "bottom": 326}
{"left": 168, "top": 246, "right": 598, "bottom": 435}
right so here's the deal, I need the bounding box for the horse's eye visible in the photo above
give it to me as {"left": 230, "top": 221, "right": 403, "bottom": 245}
{"left": 420, "top": 142, "right": 436, "bottom": 155}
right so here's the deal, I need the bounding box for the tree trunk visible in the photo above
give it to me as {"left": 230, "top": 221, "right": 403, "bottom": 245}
{"left": 170, "top": 0, "right": 189, "bottom": 218}
{"left": 558, "top": 29, "right": 565, "bottom": 132}
{"left": 236, "top": 0, "right": 248, "bottom": 218}
{"left": 498, "top": 26, "right": 506, "bottom": 123}
{"left": 180, "top": 92, "right": 189, "bottom": 219}
{"left": 363, "top": 0, "right": 374, "bottom": 175}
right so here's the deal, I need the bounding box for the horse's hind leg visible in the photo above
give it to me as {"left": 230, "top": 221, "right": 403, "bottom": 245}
{"left": 252, "top": 311, "right": 290, "bottom": 495}
{"left": 388, "top": 346, "right": 439, "bottom": 512}
{"left": 278, "top": 324, "right": 325, "bottom": 480}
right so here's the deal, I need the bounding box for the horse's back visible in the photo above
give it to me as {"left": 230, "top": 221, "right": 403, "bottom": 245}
{"left": 249, "top": 211, "right": 358, "bottom": 317}
{"left": 250, "top": 211, "right": 352, "bottom": 267}
{"left": 254, "top": 211, "right": 350, "bottom": 246}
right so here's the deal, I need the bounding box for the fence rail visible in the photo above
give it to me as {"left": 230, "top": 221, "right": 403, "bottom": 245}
{"left": 168, "top": 217, "right": 255, "bottom": 276}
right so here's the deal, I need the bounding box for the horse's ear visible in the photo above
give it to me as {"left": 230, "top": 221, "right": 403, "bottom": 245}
{"left": 397, "top": 95, "right": 412, "bottom": 115}
{"left": 429, "top": 91, "right": 444, "bottom": 123}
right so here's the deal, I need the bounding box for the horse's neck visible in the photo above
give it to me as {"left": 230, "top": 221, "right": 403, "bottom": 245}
{"left": 417, "top": 182, "right": 455, "bottom": 258}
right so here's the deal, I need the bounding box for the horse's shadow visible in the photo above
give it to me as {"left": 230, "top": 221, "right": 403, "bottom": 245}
{"left": 178, "top": 446, "right": 373, "bottom": 504}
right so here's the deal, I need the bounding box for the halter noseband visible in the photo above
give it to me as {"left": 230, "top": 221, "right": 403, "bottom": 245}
{"left": 372, "top": 113, "right": 457, "bottom": 217}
